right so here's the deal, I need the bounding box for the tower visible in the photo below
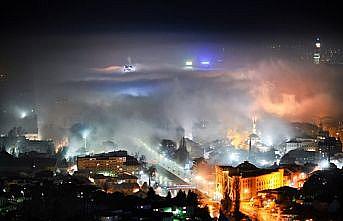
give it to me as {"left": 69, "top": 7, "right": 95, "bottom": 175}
{"left": 252, "top": 115, "right": 257, "bottom": 135}
{"left": 313, "top": 37, "right": 321, "bottom": 64}
{"left": 248, "top": 137, "right": 252, "bottom": 161}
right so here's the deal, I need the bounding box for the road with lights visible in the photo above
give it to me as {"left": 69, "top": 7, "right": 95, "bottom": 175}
{"left": 135, "top": 138, "right": 191, "bottom": 183}
{"left": 135, "top": 138, "right": 220, "bottom": 217}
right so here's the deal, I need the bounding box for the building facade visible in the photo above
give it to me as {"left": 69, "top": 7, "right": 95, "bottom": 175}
{"left": 77, "top": 150, "right": 140, "bottom": 176}
{"left": 215, "top": 161, "right": 284, "bottom": 205}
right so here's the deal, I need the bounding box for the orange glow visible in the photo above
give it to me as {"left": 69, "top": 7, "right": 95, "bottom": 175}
{"left": 226, "top": 128, "right": 249, "bottom": 149}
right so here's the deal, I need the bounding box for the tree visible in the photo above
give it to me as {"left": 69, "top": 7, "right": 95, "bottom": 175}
{"left": 194, "top": 205, "right": 212, "bottom": 221}
{"left": 218, "top": 211, "right": 230, "bottom": 221}
{"left": 147, "top": 187, "right": 156, "bottom": 201}
{"left": 166, "top": 191, "right": 172, "bottom": 201}
{"left": 186, "top": 191, "right": 198, "bottom": 206}
{"left": 220, "top": 193, "right": 232, "bottom": 213}
{"left": 141, "top": 182, "right": 149, "bottom": 192}
{"left": 175, "top": 190, "right": 187, "bottom": 206}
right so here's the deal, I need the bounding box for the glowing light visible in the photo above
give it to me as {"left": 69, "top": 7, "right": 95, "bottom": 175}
{"left": 258, "top": 145, "right": 270, "bottom": 152}
{"left": 82, "top": 129, "right": 91, "bottom": 139}
{"left": 319, "top": 160, "right": 329, "bottom": 169}
{"left": 20, "top": 111, "right": 27, "bottom": 119}
{"left": 315, "top": 42, "right": 321, "bottom": 48}
{"left": 300, "top": 172, "right": 306, "bottom": 179}
{"left": 264, "top": 135, "right": 273, "bottom": 146}
{"left": 67, "top": 165, "right": 78, "bottom": 175}
{"left": 226, "top": 128, "right": 249, "bottom": 149}
{"left": 200, "top": 61, "right": 210, "bottom": 65}
{"left": 259, "top": 159, "right": 269, "bottom": 166}
{"left": 229, "top": 152, "right": 239, "bottom": 162}
{"left": 123, "top": 64, "right": 136, "bottom": 73}
{"left": 185, "top": 60, "right": 193, "bottom": 66}
{"left": 88, "top": 177, "right": 95, "bottom": 183}
{"left": 195, "top": 175, "right": 204, "bottom": 181}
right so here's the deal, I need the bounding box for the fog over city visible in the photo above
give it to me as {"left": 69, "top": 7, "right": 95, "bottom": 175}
{"left": 2, "top": 33, "right": 342, "bottom": 156}
{"left": 2, "top": 1, "right": 343, "bottom": 220}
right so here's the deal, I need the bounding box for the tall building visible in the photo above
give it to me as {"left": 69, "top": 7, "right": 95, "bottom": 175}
{"left": 313, "top": 37, "right": 321, "bottom": 64}
{"left": 215, "top": 161, "right": 284, "bottom": 210}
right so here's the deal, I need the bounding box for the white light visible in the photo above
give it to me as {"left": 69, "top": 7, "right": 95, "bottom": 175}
{"left": 82, "top": 129, "right": 91, "bottom": 139}
{"left": 265, "top": 135, "right": 273, "bottom": 146}
{"left": 229, "top": 153, "right": 239, "bottom": 162}
{"left": 20, "top": 111, "right": 27, "bottom": 119}
{"left": 315, "top": 42, "right": 321, "bottom": 48}
{"left": 200, "top": 61, "right": 210, "bottom": 65}
{"left": 194, "top": 175, "right": 203, "bottom": 181}
{"left": 185, "top": 60, "right": 193, "bottom": 66}
{"left": 123, "top": 64, "right": 136, "bottom": 73}
{"left": 319, "top": 160, "right": 329, "bottom": 169}
{"left": 259, "top": 160, "right": 269, "bottom": 166}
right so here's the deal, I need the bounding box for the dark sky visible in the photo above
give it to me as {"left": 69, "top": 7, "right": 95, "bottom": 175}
{"left": 1, "top": 0, "right": 342, "bottom": 36}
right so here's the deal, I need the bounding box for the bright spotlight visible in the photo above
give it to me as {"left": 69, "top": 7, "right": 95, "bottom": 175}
{"left": 200, "top": 61, "right": 210, "bottom": 65}
{"left": 20, "top": 111, "right": 27, "bottom": 119}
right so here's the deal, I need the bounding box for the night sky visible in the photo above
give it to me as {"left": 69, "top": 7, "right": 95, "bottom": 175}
{"left": 1, "top": 0, "right": 342, "bottom": 35}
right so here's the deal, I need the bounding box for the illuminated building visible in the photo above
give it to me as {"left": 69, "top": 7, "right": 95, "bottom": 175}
{"left": 24, "top": 133, "right": 39, "bottom": 141}
{"left": 281, "top": 138, "right": 318, "bottom": 155}
{"left": 215, "top": 161, "right": 284, "bottom": 207}
{"left": 318, "top": 136, "right": 342, "bottom": 162}
{"left": 283, "top": 168, "right": 308, "bottom": 188}
{"left": 77, "top": 150, "right": 140, "bottom": 176}
{"left": 313, "top": 37, "right": 321, "bottom": 64}
{"left": 277, "top": 164, "right": 315, "bottom": 189}
{"left": 0, "top": 135, "right": 54, "bottom": 156}
{"left": 24, "top": 140, "right": 54, "bottom": 155}
{"left": 255, "top": 186, "right": 298, "bottom": 209}
{"left": 91, "top": 173, "right": 140, "bottom": 194}
{"left": 280, "top": 148, "right": 320, "bottom": 165}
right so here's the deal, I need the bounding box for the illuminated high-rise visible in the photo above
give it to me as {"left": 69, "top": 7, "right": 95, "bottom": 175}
{"left": 313, "top": 37, "right": 321, "bottom": 64}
